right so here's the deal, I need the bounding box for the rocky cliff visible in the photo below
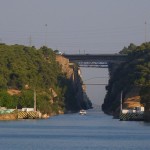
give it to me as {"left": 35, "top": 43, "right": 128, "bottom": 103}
{"left": 0, "top": 44, "right": 92, "bottom": 118}
{"left": 56, "top": 55, "right": 92, "bottom": 111}
{"left": 102, "top": 43, "right": 150, "bottom": 119}
{"left": 102, "top": 62, "right": 144, "bottom": 117}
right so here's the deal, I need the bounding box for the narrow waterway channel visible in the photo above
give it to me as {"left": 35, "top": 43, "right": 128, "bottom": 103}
{"left": 0, "top": 68, "right": 150, "bottom": 150}
{"left": 0, "top": 109, "right": 150, "bottom": 150}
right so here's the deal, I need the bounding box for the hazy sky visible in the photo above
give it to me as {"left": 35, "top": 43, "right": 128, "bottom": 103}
{"left": 1, "top": 0, "right": 150, "bottom": 105}
{"left": 1, "top": 0, "right": 150, "bottom": 54}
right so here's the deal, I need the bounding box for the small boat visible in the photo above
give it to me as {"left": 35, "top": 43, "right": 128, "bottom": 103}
{"left": 79, "top": 109, "right": 87, "bottom": 115}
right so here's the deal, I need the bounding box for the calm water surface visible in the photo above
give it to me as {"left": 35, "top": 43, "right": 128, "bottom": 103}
{"left": 0, "top": 109, "right": 150, "bottom": 150}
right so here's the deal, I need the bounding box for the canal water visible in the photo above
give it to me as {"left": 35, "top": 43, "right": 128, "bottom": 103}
{"left": 0, "top": 109, "right": 150, "bottom": 150}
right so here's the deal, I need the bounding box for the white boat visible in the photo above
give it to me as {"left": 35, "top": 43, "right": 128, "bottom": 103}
{"left": 79, "top": 109, "right": 87, "bottom": 115}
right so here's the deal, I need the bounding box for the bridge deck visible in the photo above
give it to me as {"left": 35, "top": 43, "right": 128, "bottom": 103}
{"left": 63, "top": 54, "right": 128, "bottom": 68}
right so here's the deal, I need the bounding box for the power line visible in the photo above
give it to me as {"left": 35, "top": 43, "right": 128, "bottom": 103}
{"left": 83, "top": 76, "right": 109, "bottom": 82}
{"left": 83, "top": 83, "right": 107, "bottom": 85}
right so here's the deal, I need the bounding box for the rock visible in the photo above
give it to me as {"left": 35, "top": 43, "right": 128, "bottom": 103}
{"left": 42, "top": 114, "right": 50, "bottom": 119}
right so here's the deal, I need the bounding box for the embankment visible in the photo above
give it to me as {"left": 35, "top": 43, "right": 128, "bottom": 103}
{"left": 0, "top": 113, "right": 17, "bottom": 120}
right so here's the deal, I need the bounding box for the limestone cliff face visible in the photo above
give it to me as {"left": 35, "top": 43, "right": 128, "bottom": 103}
{"left": 56, "top": 55, "right": 92, "bottom": 110}
{"left": 123, "top": 87, "right": 142, "bottom": 109}
{"left": 56, "top": 55, "right": 74, "bottom": 80}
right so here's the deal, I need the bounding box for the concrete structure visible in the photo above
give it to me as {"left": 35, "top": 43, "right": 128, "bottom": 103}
{"left": 21, "top": 108, "right": 34, "bottom": 112}
{"left": 120, "top": 107, "right": 145, "bottom": 121}
{"left": 121, "top": 106, "right": 144, "bottom": 114}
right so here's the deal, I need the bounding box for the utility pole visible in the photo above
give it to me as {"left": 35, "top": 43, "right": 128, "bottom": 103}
{"left": 34, "top": 88, "right": 36, "bottom": 112}
{"left": 120, "top": 91, "right": 123, "bottom": 112}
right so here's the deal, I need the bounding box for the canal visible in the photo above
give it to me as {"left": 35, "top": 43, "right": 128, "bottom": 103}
{"left": 0, "top": 68, "right": 150, "bottom": 150}
{"left": 0, "top": 109, "right": 150, "bottom": 150}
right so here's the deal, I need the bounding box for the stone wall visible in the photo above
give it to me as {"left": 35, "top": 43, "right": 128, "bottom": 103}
{"left": 0, "top": 113, "right": 17, "bottom": 120}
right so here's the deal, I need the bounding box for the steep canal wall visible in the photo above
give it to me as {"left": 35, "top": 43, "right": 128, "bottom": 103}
{"left": 0, "top": 44, "right": 92, "bottom": 120}
{"left": 56, "top": 55, "right": 92, "bottom": 111}
{"left": 102, "top": 42, "right": 150, "bottom": 122}
{"left": 102, "top": 62, "right": 144, "bottom": 118}
{"left": 0, "top": 55, "right": 91, "bottom": 120}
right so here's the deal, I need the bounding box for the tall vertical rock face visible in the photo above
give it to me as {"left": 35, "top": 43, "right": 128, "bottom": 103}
{"left": 56, "top": 55, "right": 74, "bottom": 79}
{"left": 56, "top": 55, "right": 92, "bottom": 111}
{"left": 102, "top": 63, "right": 143, "bottom": 116}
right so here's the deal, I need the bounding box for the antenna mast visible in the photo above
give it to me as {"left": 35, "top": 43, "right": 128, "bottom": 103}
{"left": 145, "top": 21, "right": 147, "bottom": 43}
{"left": 45, "top": 24, "right": 48, "bottom": 46}
{"left": 29, "top": 34, "right": 32, "bottom": 47}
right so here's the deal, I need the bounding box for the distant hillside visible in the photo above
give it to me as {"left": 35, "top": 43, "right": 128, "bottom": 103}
{"left": 102, "top": 42, "right": 150, "bottom": 115}
{"left": 0, "top": 44, "right": 85, "bottom": 115}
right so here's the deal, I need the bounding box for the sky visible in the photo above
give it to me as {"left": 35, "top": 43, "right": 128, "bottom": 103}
{"left": 0, "top": 0, "right": 150, "bottom": 106}
{"left": 1, "top": 0, "right": 150, "bottom": 54}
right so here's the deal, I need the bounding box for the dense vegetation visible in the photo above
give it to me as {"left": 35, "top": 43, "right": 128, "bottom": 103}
{"left": 102, "top": 42, "right": 150, "bottom": 114}
{"left": 0, "top": 44, "right": 80, "bottom": 114}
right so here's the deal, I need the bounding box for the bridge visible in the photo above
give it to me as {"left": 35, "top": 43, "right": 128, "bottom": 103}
{"left": 63, "top": 54, "right": 128, "bottom": 68}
